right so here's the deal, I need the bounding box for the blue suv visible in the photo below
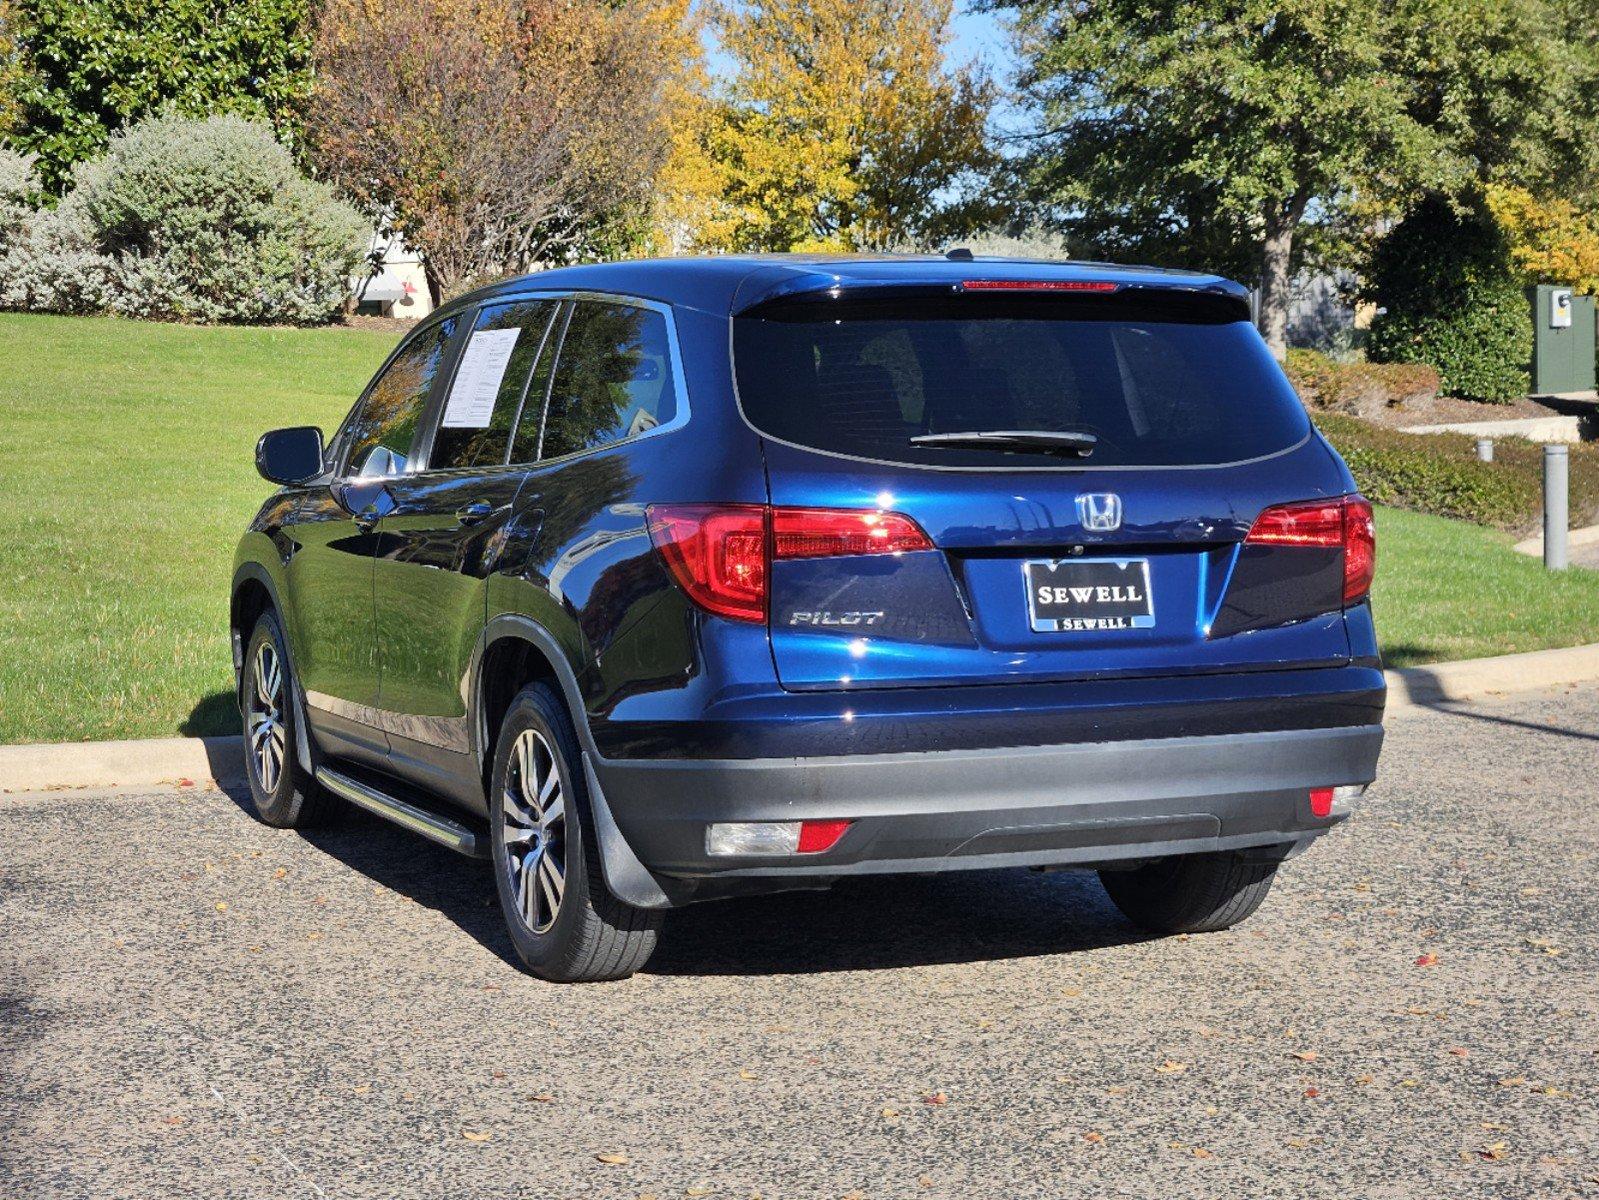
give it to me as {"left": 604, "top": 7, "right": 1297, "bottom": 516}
{"left": 235, "top": 255, "right": 1384, "bottom": 981}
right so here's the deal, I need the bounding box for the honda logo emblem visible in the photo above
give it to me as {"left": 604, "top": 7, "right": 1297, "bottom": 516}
{"left": 1076, "top": 493, "right": 1122, "bottom": 532}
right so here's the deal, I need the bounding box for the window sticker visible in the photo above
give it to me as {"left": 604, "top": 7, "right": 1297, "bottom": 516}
{"left": 441, "top": 328, "right": 522, "bottom": 428}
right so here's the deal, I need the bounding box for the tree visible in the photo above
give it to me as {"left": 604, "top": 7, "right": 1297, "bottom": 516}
{"left": 5, "top": 0, "right": 313, "bottom": 191}
{"left": 1003, "top": 0, "right": 1599, "bottom": 357}
{"left": 1486, "top": 183, "right": 1599, "bottom": 294}
{"left": 0, "top": 1, "right": 24, "bottom": 138}
{"left": 695, "top": 0, "right": 995, "bottom": 252}
{"left": 309, "top": 0, "right": 681, "bottom": 302}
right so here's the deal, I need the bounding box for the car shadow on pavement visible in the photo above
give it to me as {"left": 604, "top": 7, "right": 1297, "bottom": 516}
{"left": 217, "top": 780, "right": 1152, "bottom": 976}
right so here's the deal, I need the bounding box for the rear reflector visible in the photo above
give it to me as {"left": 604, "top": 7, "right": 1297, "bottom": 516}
{"left": 1245, "top": 494, "right": 1376, "bottom": 604}
{"left": 648, "top": 504, "right": 933, "bottom": 623}
{"left": 796, "top": 819, "right": 853, "bottom": 853}
{"left": 961, "top": 279, "right": 1120, "bottom": 293}
{"left": 705, "top": 819, "right": 853, "bottom": 856}
{"left": 1309, "top": 787, "right": 1335, "bottom": 819}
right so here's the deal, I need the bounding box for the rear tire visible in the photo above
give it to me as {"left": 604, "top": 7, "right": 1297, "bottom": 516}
{"left": 1098, "top": 850, "right": 1279, "bottom": 935}
{"left": 241, "top": 612, "right": 334, "bottom": 829}
{"left": 489, "top": 683, "right": 661, "bottom": 982}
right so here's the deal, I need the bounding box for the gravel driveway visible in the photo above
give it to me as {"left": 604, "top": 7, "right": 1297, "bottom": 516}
{"left": 3, "top": 687, "right": 1596, "bottom": 1199}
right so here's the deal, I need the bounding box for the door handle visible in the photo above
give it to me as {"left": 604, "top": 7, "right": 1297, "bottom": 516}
{"left": 456, "top": 500, "right": 494, "bottom": 526}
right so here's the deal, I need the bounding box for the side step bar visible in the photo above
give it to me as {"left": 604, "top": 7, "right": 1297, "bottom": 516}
{"left": 315, "top": 767, "right": 489, "bottom": 859}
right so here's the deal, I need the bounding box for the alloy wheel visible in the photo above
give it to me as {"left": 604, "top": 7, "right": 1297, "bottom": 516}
{"left": 502, "top": 729, "right": 568, "bottom": 934}
{"left": 248, "top": 639, "right": 287, "bottom": 795}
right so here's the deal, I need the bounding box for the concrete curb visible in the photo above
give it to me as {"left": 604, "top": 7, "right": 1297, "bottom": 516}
{"left": 0, "top": 735, "right": 245, "bottom": 794}
{"left": 1383, "top": 642, "right": 1599, "bottom": 712}
{"left": 1512, "top": 523, "right": 1599, "bottom": 558}
{"left": 3, "top": 643, "right": 1598, "bottom": 791}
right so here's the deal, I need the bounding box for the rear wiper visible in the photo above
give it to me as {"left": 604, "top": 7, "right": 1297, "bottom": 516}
{"left": 909, "top": 430, "right": 1098, "bottom": 456}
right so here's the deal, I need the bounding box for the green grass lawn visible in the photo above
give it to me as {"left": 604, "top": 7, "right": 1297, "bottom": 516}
{"left": 1371, "top": 505, "right": 1599, "bottom": 668}
{"left": 0, "top": 312, "right": 1596, "bottom": 744}
{"left": 0, "top": 313, "right": 392, "bottom": 744}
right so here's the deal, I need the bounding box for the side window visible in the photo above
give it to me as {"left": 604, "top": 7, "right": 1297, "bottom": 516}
{"left": 345, "top": 318, "right": 457, "bottom": 477}
{"left": 430, "top": 300, "right": 558, "bottom": 471}
{"left": 539, "top": 302, "right": 679, "bottom": 461}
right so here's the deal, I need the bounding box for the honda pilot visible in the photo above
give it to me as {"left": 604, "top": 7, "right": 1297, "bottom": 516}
{"left": 234, "top": 254, "right": 1384, "bottom": 982}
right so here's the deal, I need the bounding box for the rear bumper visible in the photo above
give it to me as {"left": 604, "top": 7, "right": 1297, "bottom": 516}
{"left": 591, "top": 722, "right": 1384, "bottom": 891}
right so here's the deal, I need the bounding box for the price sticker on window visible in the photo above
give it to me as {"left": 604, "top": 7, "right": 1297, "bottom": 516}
{"left": 441, "top": 328, "right": 521, "bottom": 428}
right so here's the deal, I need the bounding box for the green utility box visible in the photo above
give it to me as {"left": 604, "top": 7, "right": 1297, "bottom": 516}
{"left": 1530, "top": 284, "right": 1597, "bottom": 395}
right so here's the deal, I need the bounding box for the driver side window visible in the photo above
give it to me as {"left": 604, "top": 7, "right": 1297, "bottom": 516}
{"left": 344, "top": 318, "right": 457, "bottom": 477}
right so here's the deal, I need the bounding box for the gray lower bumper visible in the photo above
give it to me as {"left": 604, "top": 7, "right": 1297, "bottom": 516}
{"left": 588, "top": 723, "right": 1384, "bottom": 897}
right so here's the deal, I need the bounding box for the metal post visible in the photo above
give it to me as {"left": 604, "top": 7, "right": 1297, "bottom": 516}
{"left": 1475, "top": 438, "right": 1494, "bottom": 463}
{"left": 1544, "top": 444, "right": 1569, "bottom": 571}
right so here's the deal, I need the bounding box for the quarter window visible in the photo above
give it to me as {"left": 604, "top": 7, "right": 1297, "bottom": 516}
{"left": 431, "top": 300, "right": 559, "bottom": 471}
{"left": 538, "top": 302, "right": 678, "bottom": 461}
{"left": 345, "top": 318, "right": 457, "bottom": 477}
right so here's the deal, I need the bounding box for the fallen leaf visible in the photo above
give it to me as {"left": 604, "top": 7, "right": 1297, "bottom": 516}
{"left": 738, "top": 1069, "right": 759, "bottom": 1081}
{"left": 1083, "top": 1131, "right": 1105, "bottom": 1144}
{"left": 352, "top": 1084, "right": 371, "bottom": 1094}
{"left": 596, "top": 1152, "right": 630, "bottom": 1165}
{"left": 161, "top": 1116, "right": 183, "bottom": 1126}
{"left": 1059, "top": 987, "right": 1082, "bottom": 998}
{"left": 1192, "top": 1147, "right": 1215, "bottom": 1160}
{"left": 461, "top": 1129, "right": 491, "bottom": 1142}
{"left": 881, "top": 1107, "right": 899, "bottom": 1120}
{"left": 272, "top": 867, "right": 287, "bottom": 879}
{"left": 1354, "top": 1075, "right": 1374, "bottom": 1085}
{"left": 214, "top": 902, "right": 228, "bottom": 912}
{"left": 686, "top": 1188, "right": 714, "bottom": 1198}
{"left": 1498, "top": 1077, "right": 1527, "bottom": 1088}
{"left": 1448, "top": 1048, "right": 1469, "bottom": 1058}
{"left": 922, "top": 1092, "right": 948, "bottom": 1106}
{"left": 1477, "top": 1142, "right": 1508, "bottom": 1162}
{"left": 1290, "top": 1050, "right": 1319, "bottom": 1062}
{"left": 1156, "top": 1060, "right": 1189, "bottom": 1074}
{"left": 1415, "top": 953, "right": 1439, "bottom": 967}
{"left": 918, "top": 1177, "right": 935, "bottom": 1189}
{"left": 176, "top": 778, "right": 194, "bottom": 788}
{"left": 530, "top": 1094, "right": 555, "bottom": 1103}
{"left": 1303, "top": 1088, "right": 1320, "bottom": 1099}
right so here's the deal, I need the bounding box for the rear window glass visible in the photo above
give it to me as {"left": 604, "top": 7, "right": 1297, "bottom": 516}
{"left": 733, "top": 295, "right": 1310, "bottom": 468}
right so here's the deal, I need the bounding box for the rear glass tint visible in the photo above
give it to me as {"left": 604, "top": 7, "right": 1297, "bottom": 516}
{"left": 733, "top": 294, "right": 1310, "bottom": 468}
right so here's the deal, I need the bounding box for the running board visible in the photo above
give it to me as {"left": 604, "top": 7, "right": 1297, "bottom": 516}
{"left": 315, "top": 767, "right": 489, "bottom": 859}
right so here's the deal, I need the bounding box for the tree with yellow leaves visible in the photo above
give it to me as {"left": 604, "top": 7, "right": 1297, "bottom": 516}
{"left": 1485, "top": 183, "right": 1599, "bottom": 295}
{"left": 690, "top": 0, "right": 995, "bottom": 252}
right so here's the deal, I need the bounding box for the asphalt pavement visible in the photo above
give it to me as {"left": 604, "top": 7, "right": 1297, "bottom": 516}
{"left": 3, "top": 686, "right": 1597, "bottom": 1199}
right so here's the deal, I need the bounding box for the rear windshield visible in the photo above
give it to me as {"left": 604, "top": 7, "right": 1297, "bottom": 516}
{"left": 732, "top": 294, "right": 1310, "bottom": 468}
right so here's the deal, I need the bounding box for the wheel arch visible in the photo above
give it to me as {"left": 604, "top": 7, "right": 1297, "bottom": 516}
{"left": 230, "top": 562, "right": 318, "bottom": 776}
{"left": 473, "top": 615, "right": 671, "bottom": 909}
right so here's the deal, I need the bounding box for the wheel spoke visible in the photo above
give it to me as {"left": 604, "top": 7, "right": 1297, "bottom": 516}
{"left": 539, "top": 783, "right": 563, "bottom": 826}
{"left": 538, "top": 851, "right": 564, "bottom": 911}
{"left": 538, "top": 765, "right": 559, "bottom": 807}
{"left": 520, "top": 848, "right": 543, "bottom": 927}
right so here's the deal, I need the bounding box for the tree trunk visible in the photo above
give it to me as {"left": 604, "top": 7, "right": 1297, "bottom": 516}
{"left": 1257, "top": 194, "right": 1306, "bottom": 361}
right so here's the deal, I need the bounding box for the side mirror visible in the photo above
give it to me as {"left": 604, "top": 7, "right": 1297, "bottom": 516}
{"left": 255, "top": 426, "right": 326, "bottom": 486}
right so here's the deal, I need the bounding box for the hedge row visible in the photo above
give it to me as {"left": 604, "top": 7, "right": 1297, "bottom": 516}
{"left": 1285, "top": 350, "right": 1440, "bottom": 417}
{"left": 1315, "top": 412, "right": 1599, "bottom": 535}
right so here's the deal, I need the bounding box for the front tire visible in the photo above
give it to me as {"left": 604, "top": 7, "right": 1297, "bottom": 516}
{"left": 1098, "top": 850, "right": 1279, "bottom": 935}
{"left": 241, "top": 612, "right": 333, "bottom": 828}
{"left": 490, "top": 683, "right": 661, "bottom": 982}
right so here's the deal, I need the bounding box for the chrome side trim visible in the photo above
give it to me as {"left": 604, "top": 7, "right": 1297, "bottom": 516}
{"left": 315, "top": 767, "right": 489, "bottom": 859}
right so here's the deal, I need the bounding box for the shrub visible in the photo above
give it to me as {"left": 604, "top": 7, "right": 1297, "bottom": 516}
{"left": 1366, "top": 193, "right": 1532, "bottom": 404}
{"left": 1316, "top": 412, "right": 1599, "bottom": 535}
{"left": 0, "top": 145, "right": 34, "bottom": 251}
{"left": 0, "top": 113, "right": 367, "bottom": 324}
{"left": 1285, "top": 349, "right": 1440, "bottom": 418}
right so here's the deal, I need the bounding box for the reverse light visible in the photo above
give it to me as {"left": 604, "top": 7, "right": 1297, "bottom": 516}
{"left": 648, "top": 504, "right": 933, "bottom": 623}
{"left": 1245, "top": 494, "right": 1376, "bottom": 604}
{"left": 705, "top": 819, "right": 854, "bottom": 856}
{"left": 961, "top": 279, "right": 1120, "bottom": 293}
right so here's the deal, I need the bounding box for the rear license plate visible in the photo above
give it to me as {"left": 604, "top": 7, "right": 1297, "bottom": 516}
{"left": 1025, "top": 558, "right": 1155, "bottom": 632}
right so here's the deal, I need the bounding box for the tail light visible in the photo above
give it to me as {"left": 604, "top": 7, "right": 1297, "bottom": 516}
{"left": 1245, "top": 494, "right": 1376, "bottom": 604}
{"left": 647, "top": 504, "right": 934, "bottom": 623}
